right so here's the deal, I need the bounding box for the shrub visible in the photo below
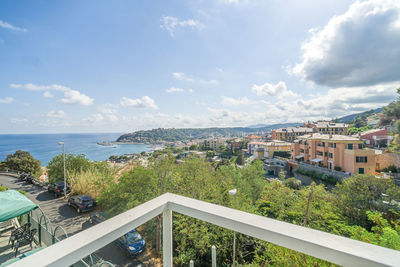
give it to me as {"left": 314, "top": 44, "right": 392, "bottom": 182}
{"left": 334, "top": 166, "right": 342, "bottom": 171}
{"left": 284, "top": 178, "right": 302, "bottom": 190}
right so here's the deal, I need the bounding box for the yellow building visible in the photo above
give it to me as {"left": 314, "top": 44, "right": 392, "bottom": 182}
{"left": 314, "top": 121, "right": 348, "bottom": 135}
{"left": 271, "top": 127, "right": 314, "bottom": 142}
{"left": 291, "top": 133, "right": 375, "bottom": 175}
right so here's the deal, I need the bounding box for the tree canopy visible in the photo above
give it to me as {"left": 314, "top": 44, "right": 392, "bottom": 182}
{"left": 3, "top": 150, "right": 41, "bottom": 176}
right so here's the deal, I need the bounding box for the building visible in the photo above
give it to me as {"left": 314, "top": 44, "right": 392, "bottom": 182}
{"left": 229, "top": 138, "right": 244, "bottom": 150}
{"left": 314, "top": 121, "right": 348, "bottom": 135}
{"left": 264, "top": 140, "right": 292, "bottom": 158}
{"left": 201, "top": 139, "right": 222, "bottom": 150}
{"left": 271, "top": 127, "right": 314, "bottom": 142}
{"left": 247, "top": 134, "right": 263, "bottom": 141}
{"left": 356, "top": 128, "right": 390, "bottom": 148}
{"left": 375, "top": 151, "right": 400, "bottom": 171}
{"left": 291, "top": 133, "right": 375, "bottom": 175}
{"left": 247, "top": 141, "right": 267, "bottom": 155}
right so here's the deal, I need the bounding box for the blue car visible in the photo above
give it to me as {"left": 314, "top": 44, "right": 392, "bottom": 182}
{"left": 89, "top": 212, "right": 146, "bottom": 257}
{"left": 116, "top": 229, "right": 146, "bottom": 257}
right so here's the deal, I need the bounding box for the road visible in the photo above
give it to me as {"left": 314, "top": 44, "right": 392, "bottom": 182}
{"left": 0, "top": 173, "right": 149, "bottom": 266}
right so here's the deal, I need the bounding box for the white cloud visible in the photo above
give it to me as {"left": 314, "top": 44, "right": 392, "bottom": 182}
{"left": 11, "top": 83, "right": 94, "bottom": 106}
{"left": 173, "top": 72, "right": 192, "bottom": 82}
{"left": 0, "top": 20, "right": 27, "bottom": 32}
{"left": 43, "top": 91, "right": 54, "bottom": 98}
{"left": 0, "top": 97, "right": 14, "bottom": 104}
{"left": 97, "top": 104, "right": 118, "bottom": 115}
{"left": 188, "top": 89, "right": 194, "bottom": 93}
{"left": 10, "top": 118, "right": 28, "bottom": 124}
{"left": 61, "top": 89, "right": 93, "bottom": 106}
{"left": 291, "top": 0, "right": 400, "bottom": 87}
{"left": 160, "top": 16, "right": 203, "bottom": 36}
{"left": 172, "top": 72, "right": 217, "bottom": 84}
{"left": 251, "top": 81, "right": 299, "bottom": 99}
{"left": 46, "top": 110, "right": 66, "bottom": 119}
{"left": 120, "top": 96, "right": 158, "bottom": 109}
{"left": 221, "top": 96, "right": 251, "bottom": 106}
{"left": 166, "top": 87, "right": 185, "bottom": 93}
{"left": 85, "top": 114, "right": 104, "bottom": 124}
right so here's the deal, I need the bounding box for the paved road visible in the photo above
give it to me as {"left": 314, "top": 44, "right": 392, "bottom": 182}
{"left": 0, "top": 173, "right": 149, "bottom": 267}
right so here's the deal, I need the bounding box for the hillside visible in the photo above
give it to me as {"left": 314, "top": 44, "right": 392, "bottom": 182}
{"left": 116, "top": 123, "right": 300, "bottom": 143}
{"left": 336, "top": 108, "right": 382, "bottom": 124}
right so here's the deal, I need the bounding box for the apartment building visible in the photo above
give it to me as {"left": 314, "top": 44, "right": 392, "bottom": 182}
{"left": 291, "top": 133, "right": 375, "bottom": 175}
{"left": 271, "top": 127, "right": 314, "bottom": 142}
{"left": 201, "top": 139, "right": 222, "bottom": 150}
{"left": 314, "top": 121, "right": 348, "bottom": 135}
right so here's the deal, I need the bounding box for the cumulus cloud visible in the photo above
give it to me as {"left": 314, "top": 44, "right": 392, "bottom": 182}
{"left": 251, "top": 81, "right": 298, "bottom": 98}
{"left": 166, "top": 87, "right": 185, "bottom": 93}
{"left": 0, "top": 97, "right": 14, "bottom": 104}
{"left": 160, "top": 16, "right": 203, "bottom": 36}
{"left": 46, "top": 110, "right": 66, "bottom": 119}
{"left": 291, "top": 0, "right": 400, "bottom": 87}
{"left": 43, "top": 91, "right": 54, "bottom": 98}
{"left": 0, "top": 20, "right": 27, "bottom": 32}
{"left": 61, "top": 90, "right": 93, "bottom": 106}
{"left": 221, "top": 96, "right": 251, "bottom": 106}
{"left": 11, "top": 83, "right": 94, "bottom": 106}
{"left": 172, "top": 72, "right": 217, "bottom": 84}
{"left": 120, "top": 96, "right": 158, "bottom": 109}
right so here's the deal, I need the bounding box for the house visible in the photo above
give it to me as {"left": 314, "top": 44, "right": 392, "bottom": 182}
{"left": 356, "top": 128, "right": 390, "bottom": 148}
{"left": 314, "top": 121, "right": 348, "bottom": 135}
{"left": 247, "top": 141, "right": 267, "bottom": 155}
{"left": 271, "top": 127, "right": 314, "bottom": 142}
{"left": 201, "top": 139, "right": 222, "bottom": 150}
{"left": 291, "top": 133, "right": 375, "bottom": 175}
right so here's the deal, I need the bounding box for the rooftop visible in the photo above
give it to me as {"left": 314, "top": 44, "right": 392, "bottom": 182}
{"left": 275, "top": 127, "right": 314, "bottom": 133}
{"left": 298, "top": 133, "right": 362, "bottom": 142}
{"left": 315, "top": 121, "right": 348, "bottom": 128}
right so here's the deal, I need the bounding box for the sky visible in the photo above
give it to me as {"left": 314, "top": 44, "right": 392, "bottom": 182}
{"left": 1, "top": 0, "right": 400, "bottom": 134}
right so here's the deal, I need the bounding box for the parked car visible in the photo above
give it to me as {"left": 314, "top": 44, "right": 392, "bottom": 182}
{"left": 89, "top": 212, "right": 146, "bottom": 257}
{"left": 25, "top": 175, "right": 33, "bottom": 184}
{"left": 18, "top": 173, "right": 28, "bottom": 181}
{"left": 89, "top": 211, "right": 106, "bottom": 224}
{"left": 68, "top": 195, "right": 96, "bottom": 213}
{"left": 116, "top": 230, "right": 146, "bottom": 258}
{"left": 47, "top": 181, "right": 71, "bottom": 197}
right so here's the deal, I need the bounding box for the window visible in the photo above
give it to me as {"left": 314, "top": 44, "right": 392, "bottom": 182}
{"left": 347, "top": 144, "right": 353, "bottom": 150}
{"left": 358, "top": 144, "right": 363, "bottom": 149}
{"left": 324, "top": 152, "right": 327, "bottom": 157}
{"left": 334, "top": 143, "right": 336, "bottom": 148}
{"left": 356, "top": 156, "right": 368, "bottom": 163}
{"left": 359, "top": 168, "right": 365, "bottom": 174}
{"left": 329, "top": 153, "right": 333, "bottom": 158}
{"left": 328, "top": 143, "right": 333, "bottom": 148}
{"left": 322, "top": 142, "right": 325, "bottom": 147}
{"left": 300, "top": 149, "right": 304, "bottom": 153}
{"left": 317, "top": 151, "right": 323, "bottom": 156}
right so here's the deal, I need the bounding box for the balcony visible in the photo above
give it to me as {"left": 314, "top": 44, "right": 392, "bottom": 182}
{"left": 9, "top": 193, "right": 400, "bottom": 267}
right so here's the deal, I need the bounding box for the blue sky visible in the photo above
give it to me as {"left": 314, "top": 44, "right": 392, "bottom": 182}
{"left": 1, "top": 0, "right": 400, "bottom": 133}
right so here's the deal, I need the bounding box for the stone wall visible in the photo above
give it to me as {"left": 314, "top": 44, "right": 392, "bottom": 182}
{"left": 376, "top": 152, "right": 400, "bottom": 170}
{"left": 296, "top": 162, "right": 350, "bottom": 180}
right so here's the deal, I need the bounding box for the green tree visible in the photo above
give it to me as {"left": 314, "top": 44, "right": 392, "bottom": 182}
{"left": 189, "top": 144, "right": 198, "bottom": 150}
{"left": 333, "top": 175, "right": 400, "bottom": 227}
{"left": 47, "top": 153, "right": 92, "bottom": 182}
{"left": 235, "top": 152, "right": 245, "bottom": 165}
{"left": 3, "top": 150, "right": 41, "bottom": 176}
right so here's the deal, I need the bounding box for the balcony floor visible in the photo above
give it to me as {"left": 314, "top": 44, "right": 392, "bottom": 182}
{"left": 0, "top": 230, "right": 40, "bottom": 265}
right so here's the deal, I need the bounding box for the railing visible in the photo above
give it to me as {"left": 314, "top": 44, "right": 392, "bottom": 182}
{"left": 10, "top": 193, "right": 400, "bottom": 267}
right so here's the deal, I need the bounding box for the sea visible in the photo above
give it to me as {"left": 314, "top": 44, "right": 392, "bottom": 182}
{"left": 0, "top": 133, "right": 152, "bottom": 165}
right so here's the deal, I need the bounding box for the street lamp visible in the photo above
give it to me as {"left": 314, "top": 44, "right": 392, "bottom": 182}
{"left": 58, "top": 142, "right": 66, "bottom": 198}
{"left": 229, "top": 188, "right": 237, "bottom": 267}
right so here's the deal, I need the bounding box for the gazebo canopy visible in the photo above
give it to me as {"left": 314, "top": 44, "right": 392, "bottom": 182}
{"left": 0, "top": 190, "right": 38, "bottom": 222}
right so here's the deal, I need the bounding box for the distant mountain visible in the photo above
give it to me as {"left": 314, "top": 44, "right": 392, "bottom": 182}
{"left": 247, "top": 122, "right": 300, "bottom": 129}
{"left": 116, "top": 123, "right": 301, "bottom": 143}
{"left": 336, "top": 108, "right": 383, "bottom": 123}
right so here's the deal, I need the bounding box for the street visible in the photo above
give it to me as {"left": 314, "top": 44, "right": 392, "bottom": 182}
{"left": 0, "top": 173, "right": 149, "bottom": 266}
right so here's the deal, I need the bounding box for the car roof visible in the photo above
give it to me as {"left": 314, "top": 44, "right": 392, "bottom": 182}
{"left": 78, "top": 195, "right": 93, "bottom": 200}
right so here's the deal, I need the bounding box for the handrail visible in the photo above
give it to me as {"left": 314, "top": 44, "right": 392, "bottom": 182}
{"left": 9, "top": 193, "right": 400, "bottom": 267}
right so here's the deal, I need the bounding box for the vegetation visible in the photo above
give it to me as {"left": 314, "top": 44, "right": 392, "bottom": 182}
{"left": 379, "top": 88, "right": 400, "bottom": 127}
{"left": 47, "top": 153, "right": 112, "bottom": 183}
{"left": 116, "top": 123, "right": 299, "bottom": 143}
{"left": 2, "top": 150, "right": 41, "bottom": 176}
{"left": 348, "top": 125, "right": 373, "bottom": 135}
{"left": 55, "top": 152, "right": 400, "bottom": 266}
{"left": 295, "top": 168, "right": 337, "bottom": 184}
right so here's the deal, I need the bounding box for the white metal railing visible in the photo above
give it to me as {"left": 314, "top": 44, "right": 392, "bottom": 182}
{"left": 9, "top": 193, "right": 400, "bottom": 267}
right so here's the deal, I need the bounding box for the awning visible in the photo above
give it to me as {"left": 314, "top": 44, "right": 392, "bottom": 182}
{"left": 0, "top": 190, "right": 38, "bottom": 222}
{"left": 295, "top": 155, "right": 304, "bottom": 159}
{"left": 311, "top": 158, "right": 323, "bottom": 163}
